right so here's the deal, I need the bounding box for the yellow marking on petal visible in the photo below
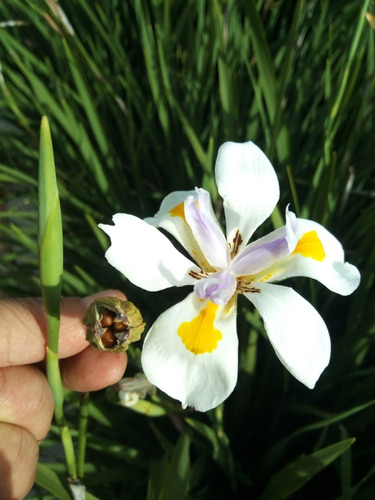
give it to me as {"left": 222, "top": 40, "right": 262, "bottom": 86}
{"left": 169, "top": 202, "right": 186, "bottom": 221}
{"left": 169, "top": 200, "right": 199, "bottom": 221}
{"left": 225, "top": 294, "right": 237, "bottom": 313}
{"left": 191, "top": 250, "right": 200, "bottom": 262}
{"left": 239, "top": 275, "right": 255, "bottom": 281}
{"left": 259, "top": 273, "right": 272, "bottom": 282}
{"left": 192, "top": 250, "right": 216, "bottom": 274}
{"left": 178, "top": 301, "right": 222, "bottom": 355}
{"left": 292, "top": 230, "right": 325, "bottom": 261}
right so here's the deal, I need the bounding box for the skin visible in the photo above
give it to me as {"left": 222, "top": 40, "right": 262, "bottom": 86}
{"left": 0, "top": 290, "right": 128, "bottom": 500}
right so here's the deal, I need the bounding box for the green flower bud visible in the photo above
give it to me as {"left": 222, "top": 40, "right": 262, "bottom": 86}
{"left": 83, "top": 297, "right": 145, "bottom": 353}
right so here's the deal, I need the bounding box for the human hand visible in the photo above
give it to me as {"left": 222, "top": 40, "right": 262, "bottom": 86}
{"left": 0, "top": 290, "right": 128, "bottom": 500}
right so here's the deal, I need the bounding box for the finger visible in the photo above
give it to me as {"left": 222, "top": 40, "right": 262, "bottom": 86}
{"left": 61, "top": 348, "right": 128, "bottom": 392}
{"left": 0, "top": 365, "right": 54, "bottom": 442}
{"left": 0, "top": 290, "right": 126, "bottom": 366}
{"left": 0, "top": 422, "right": 39, "bottom": 500}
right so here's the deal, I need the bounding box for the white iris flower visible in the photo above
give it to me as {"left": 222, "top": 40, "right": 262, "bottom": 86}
{"left": 99, "top": 142, "right": 360, "bottom": 412}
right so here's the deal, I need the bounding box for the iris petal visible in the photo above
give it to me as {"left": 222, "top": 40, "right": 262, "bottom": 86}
{"left": 245, "top": 283, "right": 331, "bottom": 388}
{"left": 145, "top": 190, "right": 212, "bottom": 270}
{"left": 231, "top": 208, "right": 297, "bottom": 276}
{"left": 99, "top": 214, "right": 199, "bottom": 291}
{"left": 261, "top": 218, "right": 361, "bottom": 295}
{"left": 215, "top": 141, "right": 280, "bottom": 252}
{"left": 141, "top": 292, "right": 238, "bottom": 411}
{"left": 144, "top": 190, "right": 196, "bottom": 247}
{"left": 184, "top": 188, "right": 230, "bottom": 270}
{"left": 194, "top": 269, "right": 237, "bottom": 305}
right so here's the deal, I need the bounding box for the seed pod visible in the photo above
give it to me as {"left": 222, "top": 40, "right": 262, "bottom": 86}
{"left": 83, "top": 297, "right": 145, "bottom": 353}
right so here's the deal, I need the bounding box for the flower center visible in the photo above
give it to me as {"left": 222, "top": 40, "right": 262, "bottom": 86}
{"left": 193, "top": 269, "right": 237, "bottom": 305}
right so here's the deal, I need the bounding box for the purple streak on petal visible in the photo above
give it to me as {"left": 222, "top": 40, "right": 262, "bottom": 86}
{"left": 194, "top": 269, "right": 237, "bottom": 306}
{"left": 184, "top": 188, "right": 229, "bottom": 269}
{"left": 230, "top": 208, "right": 298, "bottom": 276}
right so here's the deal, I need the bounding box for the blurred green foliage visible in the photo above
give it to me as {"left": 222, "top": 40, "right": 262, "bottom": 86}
{"left": 0, "top": 0, "right": 374, "bottom": 498}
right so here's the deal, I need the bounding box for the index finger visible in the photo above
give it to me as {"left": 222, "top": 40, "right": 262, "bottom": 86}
{"left": 0, "top": 290, "right": 126, "bottom": 367}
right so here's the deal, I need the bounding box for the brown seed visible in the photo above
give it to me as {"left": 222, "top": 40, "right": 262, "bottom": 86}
{"left": 113, "top": 320, "right": 129, "bottom": 332}
{"left": 100, "top": 309, "right": 116, "bottom": 327}
{"left": 102, "top": 328, "right": 117, "bottom": 348}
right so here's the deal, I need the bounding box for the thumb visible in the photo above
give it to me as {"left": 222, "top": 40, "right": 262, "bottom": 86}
{"left": 0, "top": 290, "right": 127, "bottom": 367}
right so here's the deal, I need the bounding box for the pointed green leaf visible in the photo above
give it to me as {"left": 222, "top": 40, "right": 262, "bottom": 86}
{"left": 147, "top": 431, "right": 190, "bottom": 500}
{"left": 186, "top": 416, "right": 234, "bottom": 481}
{"left": 147, "top": 456, "right": 169, "bottom": 500}
{"left": 35, "top": 463, "right": 72, "bottom": 500}
{"left": 38, "top": 116, "right": 63, "bottom": 352}
{"left": 160, "top": 431, "right": 190, "bottom": 500}
{"left": 259, "top": 438, "right": 356, "bottom": 500}
{"left": 38, "top": 117, "right": 77, "bottom": 479}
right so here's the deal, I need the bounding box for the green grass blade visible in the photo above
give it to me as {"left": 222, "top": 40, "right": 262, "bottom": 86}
{"left": 157, "top": 432, "right": 190, "bottom": 500}
{"left": 35, "top": 463, "right": 72, "bottom": 500}
{"left": 259, "top": 438, "right": 355, "bottom": 500}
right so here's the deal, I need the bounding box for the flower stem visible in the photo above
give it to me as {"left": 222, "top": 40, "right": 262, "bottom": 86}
{"left": 77, "top": 392, "right": 90, "bottom": 479}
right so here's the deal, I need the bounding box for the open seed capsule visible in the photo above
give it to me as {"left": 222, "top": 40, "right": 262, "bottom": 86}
{"left": 83, "top": 297, "right": 145, "bottom": 352}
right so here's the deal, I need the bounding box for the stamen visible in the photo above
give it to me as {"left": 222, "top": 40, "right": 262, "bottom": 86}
{"left": 189, "top": 270, "right": 209, "bottom": 280}
{"left": 230, "top": 230, "right": 243, "bottom": 258}
{"left": 236, "top": 278, "right": 260, "bottom": 294}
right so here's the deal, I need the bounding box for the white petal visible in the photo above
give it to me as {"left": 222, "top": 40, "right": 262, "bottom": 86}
{"left": 145, "top": 190, "right": 196, "bottom": 246}
{"left": 215, "top": 141, "right": 279, "bottom": 252}
{"left": 99, "top": 214, "right": 199, "bottom": 291}
{"left": 141, "top": 292, "right": 238, "bottom": 411}
{"left": 145, "top": 190, "right": 213, "bottom": 271}
{"left": 260, "top": 218, "right": 361, "bottom": 295}
{"left": 246, "top": 283, "right": 330, "bottom": 388}
{"left": 184, "top": 188, "right": 229, "bottom": 269}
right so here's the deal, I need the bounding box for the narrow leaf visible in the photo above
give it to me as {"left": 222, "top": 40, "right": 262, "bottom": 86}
{"left": 147, "top": 431, "right": 190, "bottom": 500}
{"left": 259, "top": 438, "right": 356, "bottom": 500}
{"left": 35, "top": 463, "right": 72, "bottom": 500}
